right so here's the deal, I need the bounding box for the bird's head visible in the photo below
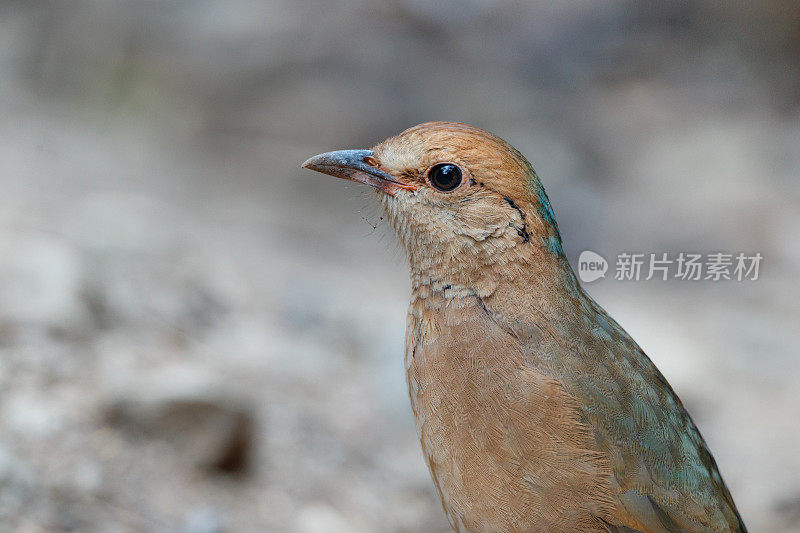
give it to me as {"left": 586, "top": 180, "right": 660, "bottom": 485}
{"left": 302, "top": 122, "right": 566, "bottom": 293}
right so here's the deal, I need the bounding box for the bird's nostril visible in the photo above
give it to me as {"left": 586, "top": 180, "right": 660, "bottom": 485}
{"left": 364, "top": 156, "right": 379, "bottom": 167}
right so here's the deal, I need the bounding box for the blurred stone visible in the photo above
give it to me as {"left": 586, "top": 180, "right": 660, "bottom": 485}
{"left": 2, "top": 390, "right": 66, "bottom": 438}
{"left": 183, "top": 505, "right": 223, "bottom": 533}
{"left": 105, "top": 368, "right": 255, "bottom": 475}
{"left": 296, "top": 504, "right": 361, "bottom": 533}
{"left": 0, "top": 447, "right": 34, "bottom": 517}
{"left": 0, "top": 236, "right": 89, "bottom": 331}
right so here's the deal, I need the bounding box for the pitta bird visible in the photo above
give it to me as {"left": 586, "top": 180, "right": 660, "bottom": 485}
{"left": 302, "top": 122, "right": 746, "bottom": 533}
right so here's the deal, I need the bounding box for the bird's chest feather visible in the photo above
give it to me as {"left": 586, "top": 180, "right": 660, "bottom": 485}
{"left": 405, "top": 289, "right": 615, "bottom": 533}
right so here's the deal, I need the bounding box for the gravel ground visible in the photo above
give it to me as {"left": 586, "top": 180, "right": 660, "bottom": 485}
{"left": 0, "top": 1, "right": 799, "bottom": 531}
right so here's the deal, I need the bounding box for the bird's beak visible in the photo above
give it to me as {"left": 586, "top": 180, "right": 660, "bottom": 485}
{"left": 301, "top": 149, "right": 415, "bottom": 196}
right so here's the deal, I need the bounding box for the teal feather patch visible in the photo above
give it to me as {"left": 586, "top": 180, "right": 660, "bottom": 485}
{"left": 532, "top": 181, "right": 562, "bottom": 245}
{"left": 543, "top": 235, "right": 563, "bottom": 255}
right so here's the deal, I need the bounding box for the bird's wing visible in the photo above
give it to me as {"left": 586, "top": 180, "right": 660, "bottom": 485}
{"left": 512, "top": 298, "right": 746, "bottom": 533}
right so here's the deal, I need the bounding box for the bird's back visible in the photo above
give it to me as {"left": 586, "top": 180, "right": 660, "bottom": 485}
{"left": 509, "top": 289, "right": 747, "bottom": 533}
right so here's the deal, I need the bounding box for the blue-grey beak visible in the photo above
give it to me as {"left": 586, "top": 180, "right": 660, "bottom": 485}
{"left": 301, "top": 149, "right": 415, "bottom": 195}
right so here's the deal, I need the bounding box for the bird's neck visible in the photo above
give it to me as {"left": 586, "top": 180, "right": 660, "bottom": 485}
{"left": 410, "top": 242, "right": 584, "bottom": 317}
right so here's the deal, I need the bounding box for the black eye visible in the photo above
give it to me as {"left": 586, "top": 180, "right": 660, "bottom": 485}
{"left": 427, "top": 163, "right": 463, "bottom": 192}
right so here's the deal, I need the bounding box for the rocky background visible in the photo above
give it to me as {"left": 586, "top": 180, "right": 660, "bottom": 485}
{"left": 0, "top": 1, "right": 799, "bottom": 531}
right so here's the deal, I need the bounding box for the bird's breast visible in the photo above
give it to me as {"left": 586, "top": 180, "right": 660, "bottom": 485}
{"left": 405, "top": 287, "right": 616, "bottom": 533}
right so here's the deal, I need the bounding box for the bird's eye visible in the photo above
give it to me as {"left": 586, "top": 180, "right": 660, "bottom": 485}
{"left": 427, "top": 163, "right": 463, "bottom": 192}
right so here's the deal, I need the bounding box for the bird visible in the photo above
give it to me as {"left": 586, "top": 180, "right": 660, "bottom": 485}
{"left": 301, "top": 122, "right": 746, "bottom": 533}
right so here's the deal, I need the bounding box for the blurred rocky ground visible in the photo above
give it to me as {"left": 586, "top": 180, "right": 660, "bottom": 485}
{"left": 0, "top": 1, "right": 798, "bottom": 531}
